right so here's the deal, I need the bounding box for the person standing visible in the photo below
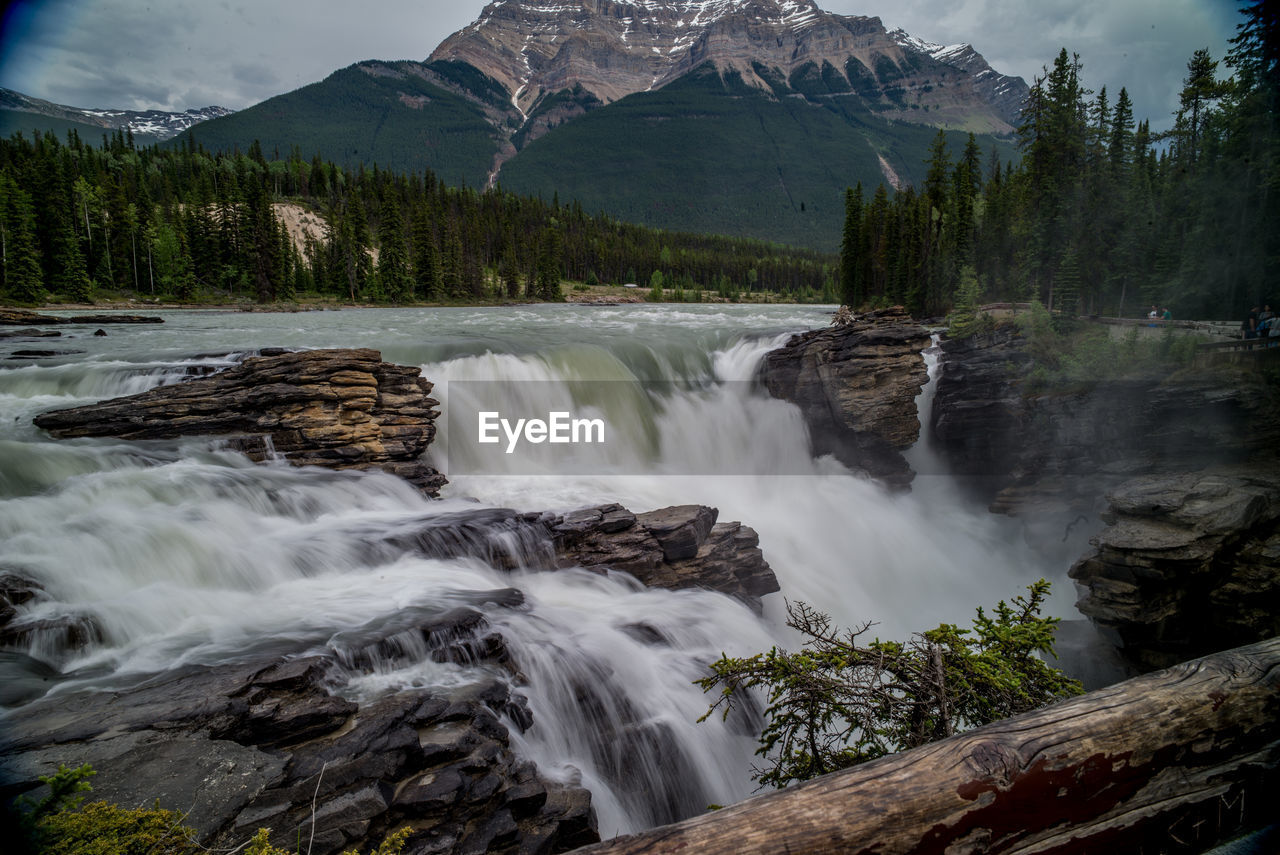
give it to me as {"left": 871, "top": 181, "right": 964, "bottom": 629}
{"left": 1243, "top": 305, "right": 1260, "bottom": 339}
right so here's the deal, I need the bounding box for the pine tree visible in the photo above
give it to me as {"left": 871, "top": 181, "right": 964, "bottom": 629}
{"left": 0, "top": 177, "right": 46, "bottom": 303}
{"left": 840, "top": 184, "right": 863, "bottom": 308}
{"left": 536, "top": 227, "right": 563, "bottom": 301}
{"left": 376, "top": 196, "right": 411, "bottom": 303}
{"left": 410, "top": 205, "right": 440, "bottom": 300}
{"left": 51, "top": 216, "right": 92, "bottom": 302}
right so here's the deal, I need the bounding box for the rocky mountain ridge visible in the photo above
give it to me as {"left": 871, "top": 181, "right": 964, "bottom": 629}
{"left": 432, "top": 0, "right": 1026, "bottom": 136}
{"left": 0, "top": 87, "right": 232, "bottom": 141}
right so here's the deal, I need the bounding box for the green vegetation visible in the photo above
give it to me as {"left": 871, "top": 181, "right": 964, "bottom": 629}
{"left": 10, "top": 763, "right": 409, "bottom": 855}
{"left": 500, "top": 63, "right": 1013, "bottom": 252}
{"left": 0, "top": 126, "right": 835, "bottom": 306}
{"left": 1016, "top": 302, "right": 1207, "bottom": 392}
{"left": 698, "top": 580, "right": 1082, "bottom": 789}
{"left": 171, "top": 62, "right": 505, "bottom": 190}
{"left": 840, "top": 1, "right": 1278, "bottom": 321}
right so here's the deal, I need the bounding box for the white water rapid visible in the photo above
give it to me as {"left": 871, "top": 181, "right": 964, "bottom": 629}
{"left": 0, "top": 305, "right": 1077, "bottom": 838}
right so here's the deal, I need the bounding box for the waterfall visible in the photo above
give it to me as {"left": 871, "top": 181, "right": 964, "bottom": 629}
{"left": 0, "top": 306, "right": 1075, "bottom": 837}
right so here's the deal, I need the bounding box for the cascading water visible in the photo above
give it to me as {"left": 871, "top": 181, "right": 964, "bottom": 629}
{"left": 0, "top": 305, "right": 1077, "bottom": 838}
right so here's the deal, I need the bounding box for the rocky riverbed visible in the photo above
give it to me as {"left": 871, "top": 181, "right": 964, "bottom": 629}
{"left": 3, "top": 346, "right": 779, "bottom": 855}
{"left": 927, "top": 318, "right": 1280, "bottom": 671}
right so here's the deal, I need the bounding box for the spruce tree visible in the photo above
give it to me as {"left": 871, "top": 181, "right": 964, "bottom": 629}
{"left": 840, "top": 184, "right": 863, "bottom": 308}
{"left": 0, "top": 178, "right": 46, "bottom": 304}
{"left": 376, "top": 196, "right": 411, "bottom": 303}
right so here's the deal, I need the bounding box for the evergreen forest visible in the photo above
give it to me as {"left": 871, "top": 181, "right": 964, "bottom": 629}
{"left": 1, "top": 0, "right": 1274, "bottom": 321}
{"left": 840, "top": 1, "right": 1278, "bottom": 321}
{"left": 0, "top": 135, "right": 838, "bottom": 307}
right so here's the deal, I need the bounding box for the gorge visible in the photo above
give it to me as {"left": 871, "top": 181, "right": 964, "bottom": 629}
{"left": 1, "top": 304, "right": 1276, "bottom": 853}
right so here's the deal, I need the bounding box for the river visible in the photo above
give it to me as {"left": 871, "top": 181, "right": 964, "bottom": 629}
{"left": 0, "top": 304, "right": 1080, "bottom": 837}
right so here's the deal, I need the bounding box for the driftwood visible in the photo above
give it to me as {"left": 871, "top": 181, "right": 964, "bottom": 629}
{"left": 573, "top": 637, "right": 1280, "bottom": 855}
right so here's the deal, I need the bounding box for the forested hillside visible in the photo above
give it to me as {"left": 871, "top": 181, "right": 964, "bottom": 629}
{"left": 0, "top": 131, "right": 836, "bottom": 306}
{"left": 498, "top": 63, "right": 1017, "bottom": 252}
{"left": 839, "top": 0, "right": 1278, "bottom": 321}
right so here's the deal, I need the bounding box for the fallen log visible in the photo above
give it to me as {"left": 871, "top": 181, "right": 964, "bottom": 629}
{"left": 573, "top": 637, "right": 1280, "bottom": 855}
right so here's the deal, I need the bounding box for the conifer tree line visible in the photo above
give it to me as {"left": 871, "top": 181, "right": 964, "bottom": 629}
{"left": 840, "top": 0, "right": 1278, "bottom": 321}
{"left": 0, "top": 132, "right": 836, "bottom": 306}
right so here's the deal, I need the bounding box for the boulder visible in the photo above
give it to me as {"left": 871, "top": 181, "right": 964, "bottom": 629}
{"left": 0, "top": 640, "right": 598, "bottom": 855}
{"left": 551, "top": 503, "right": 778, "bottom": 609}
{"left": 368, "top": 503, "right": 779, "bottom": 609}
{"left": 761, "top": 308, "right": 931, "bottom": 490}
{"left": 33, "top": 348, "right": 446, "bottom": 496}
{"left": 1068, "top": 467, "right": 1280, "bottom": 671}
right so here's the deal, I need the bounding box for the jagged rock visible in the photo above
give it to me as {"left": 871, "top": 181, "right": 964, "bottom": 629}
{"left": 930, "top": 323, "right": 1280, "bottom": 516}
{"left": 371, "top": 503, "right": 777, "bottom": 608}
{"left": 0, "top": 573, "right": 44, "bottom": 626}
{"left": 1068, "top": 468, "right": 1280, "bottom": 672}
{"left": 0, "top": 308, "right": 162, "bottom": 325}
{"left": 32, "top": 348, "right": 447, "bottom": 496}
{"left": 551, "top": 503, "right": 778, "bottom": 608}
{"left": 0, "top": 644, "right": 598, "bottom": 855}
{"left": 760, "top": 308, "right": 931, "bottom": 490}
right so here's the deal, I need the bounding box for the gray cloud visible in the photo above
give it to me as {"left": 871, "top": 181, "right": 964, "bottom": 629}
{"left": 0, "top": 0, "right": 1243, "bottom": 131}
{"left": 826, "top": 0, "right": 1240, "bottom": 131}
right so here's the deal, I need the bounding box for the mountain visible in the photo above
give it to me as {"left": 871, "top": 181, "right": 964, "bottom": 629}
{"left": 174, "top": 0, "right": 1027, "bottom": 250}
{"left": 0, "top": 87, "right": 232, "bottom": 143}
{"left": 432, "top": 0, "right": 1024, "bottom": 135}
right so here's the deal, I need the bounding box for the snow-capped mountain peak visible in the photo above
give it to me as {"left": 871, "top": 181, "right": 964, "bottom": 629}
{"left": 432, "top": 0, "right": 1025, "bottom": 131}
{"left": 0, "top": 88, "right": 233, "bottom": 141}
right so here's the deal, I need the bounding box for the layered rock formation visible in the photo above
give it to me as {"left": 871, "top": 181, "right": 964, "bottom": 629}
{"left": 1069, "top": 469, "right": 1280, "bottom": 672}
{"left": 930, "top": 324, "right": 1279, "bottom": 516}
{"left": 0, "top": 647, "right": 598, "bottom": 855}
{"left": 760, "top": 308, "right": 931, "bottom": 490}
{"left": 33, "top": 348, "right": 447, "bottom": 496}
{"left": 551, "top": 503, "right": 778, "bottom": 608}
{"left": 0, "top": 308, "right": 162, "bottom": 325}
{"left": 371, "top": 503, "right": 778, "bottom": 610}
{"left": 433, "top": 0, "right": 1025, "bottom": 133}
{"left": 0, "top": 500, "right": 777, "bottom": 852}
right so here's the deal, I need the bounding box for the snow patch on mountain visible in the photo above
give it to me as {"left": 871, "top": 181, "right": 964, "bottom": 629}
{"left": 0, "top": 87, "right": 232, "bottom": 140}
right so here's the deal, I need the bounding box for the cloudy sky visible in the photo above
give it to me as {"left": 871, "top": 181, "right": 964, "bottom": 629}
{"left": 0, "top": 0, "right": 1242, "bottom": 131}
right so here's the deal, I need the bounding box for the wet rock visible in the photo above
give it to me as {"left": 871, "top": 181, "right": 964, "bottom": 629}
{"left": 0, "top": 613, "right": 104, "bottom": 659}
{"left": 550, "top": 503, "right": 778, "bottom": 608}
{"left": 7, "top": 349, "right": 81, "bottom": 359}
{"left": 930, "top": 323, "right": 1280, "bottom": 516}
{"left": 0, "top": 646, "right": 599, "bottom": 855}
{"left": 0, "top": 731, "right": 286, "bottom": 837}
{"left": 328, "top": 607, "right": 511, "bottom": 674}
{"left": 0, "top": 574, "right": 44, "bottom": 626}
{"left": 0, "top": 328, "right": 61, "bottom": 338}
{"left": 0, "top": 309, "right": 163, "bottom": 326}
{"left": 0, "top": 574, "right": 104, "bottom": 665}
{"left": 33, "top": 348, "right": 447, "bottom": 496}
{"left": 1069, "top": 467, "right": 1280, "bottom": 671}
{"left": 635, "top": 505, "right": 716, "bottom": 561}
{"left": 761, "top": 307, "right": 931, "bottom": 490}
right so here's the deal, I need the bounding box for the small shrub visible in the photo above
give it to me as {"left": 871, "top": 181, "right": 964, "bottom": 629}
{"left": 15, "top": 763, "right": 410, "bottom": 855}
{"left": 699, "top": 580, "right": 1082, "bottom": 789}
